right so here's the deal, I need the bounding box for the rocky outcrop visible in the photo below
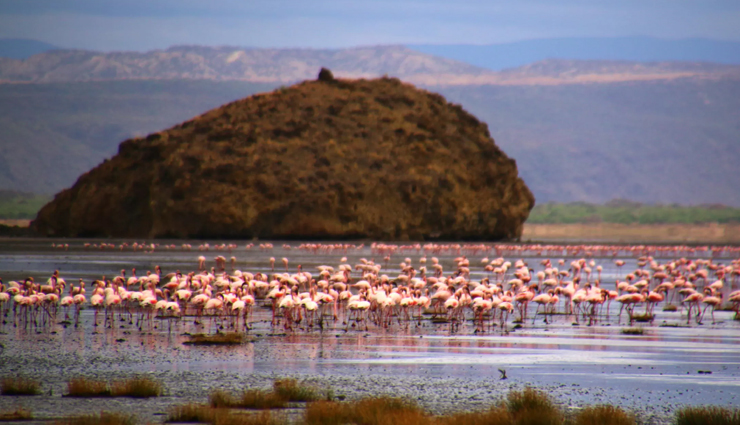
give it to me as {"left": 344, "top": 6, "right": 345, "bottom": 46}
{"left": 32, "top": 72, "right": 534, "bottom": 240}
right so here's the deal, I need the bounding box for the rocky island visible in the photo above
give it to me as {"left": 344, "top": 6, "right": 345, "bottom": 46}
{"left": 32, "top": 69, "right": 534, "bottom": 240}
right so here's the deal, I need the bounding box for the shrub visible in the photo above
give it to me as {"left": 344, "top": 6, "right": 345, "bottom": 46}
{"left": 305, "top": 397, "right": 427, "bottom": 425}
{"left": 0, "top": 377, "right": 40, "bottom": 396}
{"left": 675, "top": 406, "right": 740, "bottom": 425}
{"left": 574, "top": 405, "right": 635, "bottom": 425}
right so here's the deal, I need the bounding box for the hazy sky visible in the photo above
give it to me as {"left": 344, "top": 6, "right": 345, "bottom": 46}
{"left": 1, "top": 0, "right": 738, "bottom": 51}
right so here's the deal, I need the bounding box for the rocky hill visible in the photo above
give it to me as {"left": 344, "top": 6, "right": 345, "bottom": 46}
{"left": 32, "top": 72, "right": 534, "bottom": 240}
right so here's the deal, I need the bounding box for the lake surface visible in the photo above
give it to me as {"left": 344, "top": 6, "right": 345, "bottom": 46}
{"left": 1, "top": 238, "right": 739, "bottom": 423}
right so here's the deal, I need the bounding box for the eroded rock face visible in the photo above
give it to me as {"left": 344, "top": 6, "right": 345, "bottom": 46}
{"left": 32, "top": 73, "right": 534, "bottom": 240}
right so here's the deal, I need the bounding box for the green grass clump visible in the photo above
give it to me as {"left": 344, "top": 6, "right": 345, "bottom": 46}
{"left": 621, "top": 327, "right": 644, "bottom": 335}
{"left": 53, "top": 412, "right": 135, "bottom": 425}
{"left": 0, "top": 407, "right": 33, "bottom": 421}
{"left": 507, "top": 387, "right": 562, "bottom": 425}
{"left": 273, "top": 379, "right": 320, "bottom": 402}
{"left": 573, "top": 405, "right": 635, "bottom": 425}
{"left": 675, "top": 406, "right": 740, "bottom": 425}
{"left": 631, "top": 313, "right": 654, "bottom": 323}
{"left": 184, "top": 333, "right": 249, "bottom": 345}
{"left": 210, "top": 389, "right": 287, "bottom": 410}
{"left": 0, "top": 377, "right": 41, "bottom": 396}
{"left": 67, "top": 377, "right": 161, "bottom": 398}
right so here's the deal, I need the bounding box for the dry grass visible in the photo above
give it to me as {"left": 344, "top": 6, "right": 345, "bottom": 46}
{"left": 67, "top": 377, "right": 161, "bottom": 398}
{"left": 0, "top": 377, "right": 40, "bottom": 396}
{"left": 0, "top": 407, "right": 33, "bottom": 421}
{"left": 273, "top": 379, "right": 320, "bottom": 402}
{"left": 167, "top": 403, "right": 218, "bottom": 422}
{"left": 110, "top": 377, "right": 162, "bottom": 398}
{"left": 305, "top": 397, "right": 427, "bottom": 425}
{"left": 663, "top": 304, "right": 678, "bottom": 312}
{"left": 66, "top": 378, "right": 111, "bottom": 397}
{"left": 215, "top": 411, "right": 287, "bottom": 425}
{"left": 675, "top": 406, "right": 740, "bottom": 425}
{"left": 621, "top": 327, "right": 644, "bottom": 335}
{"left": 507, "top": 387, "right": 562, "bottom": 425}
{"left": 435, "top": 405, "right": 512, "bottom": 425}
{"left": 184, "top": 333, "right": 249, "bottom": 345}
{"left": 631, "top": 313, "right": 654, "bottom": 323}
{"left": 210, "top": 389, "right": 287, "bottom": 410}
{"left": 53, "top": 412, "right": 135, "bottom": 425}
{"left": 573, "top": 405, "right": 635, "bottom": 425}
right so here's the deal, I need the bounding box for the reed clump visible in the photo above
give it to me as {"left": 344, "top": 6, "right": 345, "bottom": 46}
{"left": 53, "top": 412, "right": 135, "bottom": 425}
{"left": 631, "top": 313, "right": 654, "bottom": 323}
{"left": 273, "top": 379, "right": 320, "bottom": 402}
{"left": 184, "top": 333, "right": 249, "bottom": 345}
{"left": 621, "top": 327, "right": 644, "bottom": 335}
{"left": 0, "top": 407, "right": 33, "bottom": 421}
{"left": 167, "top": 403, "right": 225, "bottom": 423}
{"left": 573, "top": 405, "right": 635, "bottom": 425}
{"left": 674, "top": 406, "right": 740, "bottom": 425}
{"left": 0, "top": 377, "right": 40, "bottom": 396}
{"left": 67, "top": 377, "right": 161, "bottom": 398}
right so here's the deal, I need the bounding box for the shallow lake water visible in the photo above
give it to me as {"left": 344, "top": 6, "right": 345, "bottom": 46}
{"left": 0, "top": 238, "right": 739, "bottom": 424}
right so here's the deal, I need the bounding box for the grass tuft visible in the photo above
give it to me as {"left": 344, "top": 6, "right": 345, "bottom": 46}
{"left": 53, "top": 412, "right": 135, "bottom": 425}
{"left": 621, "top": 327, "right": 644, "bottom": 335}
{"left": 675, "top": 406, "right": 740, "bottom": 425}
{"left": 184, "top": 333, "right": 249, "bottom": 345}
{"left": 110, "top": 377, "right": 162, "bottom": 398}
{"left": 67, "top": 377, "right": 161, "bottom": 398}
{"left": 630, "top": 313, "right": 654, "bottom": 322}
{"left": 305, "top": 397, "right": 427, "bottom": 425}
{"left": 507, "top": 387, "right": 562, "bottom": 425}
{"left": 663, "top": 304, "right": 678, "bottom": 312}
{"left": 210, "top": 389, "right": 287, "bottom": 410}
{"left": 167, "top": 403, "right": 222, "bottom": 423}
{"left": 0, "top": 407, "right": 33, "bottom": 421}
{"left": 66, "top": 378, "right": 111, "bottom": 397}
{"left": 0, "top": 377, "right": 40, "bottom": 396}
{"left": 574, "top": 405, "right": 635, "bottom": 425}
{"left": 273, "top": 379, "right": 320, "bottom": 402}
{"left": 435, "top": 405, "right": 512, "bottom": 425}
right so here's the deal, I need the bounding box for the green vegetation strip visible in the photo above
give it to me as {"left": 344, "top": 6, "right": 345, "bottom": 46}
{"left": 528, "top": 200, "right": 740, "bottom": 225}
{"left": 0, "top": 191, "right": 49, "bottom": 220}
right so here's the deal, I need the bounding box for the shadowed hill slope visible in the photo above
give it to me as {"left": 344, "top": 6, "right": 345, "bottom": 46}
{"left": 32, "top": 73, "right": 534, "bottom": 240}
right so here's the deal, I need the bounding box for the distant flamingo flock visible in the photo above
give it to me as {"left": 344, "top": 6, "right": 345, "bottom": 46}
{"left": 1, "top": 242, "right": 740, "bottom": 334}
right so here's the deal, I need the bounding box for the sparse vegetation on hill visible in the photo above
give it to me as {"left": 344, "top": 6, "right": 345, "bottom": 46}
{"left": 527, "top": 201, "right": 740, "bottom": 224}
{"left": 32, "top": 74, "right": 534, "bottom": 240}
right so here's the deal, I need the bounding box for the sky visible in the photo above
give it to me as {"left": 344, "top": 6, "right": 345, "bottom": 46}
{"left": 0, "top": 0, "right": 739, "bottom": 51}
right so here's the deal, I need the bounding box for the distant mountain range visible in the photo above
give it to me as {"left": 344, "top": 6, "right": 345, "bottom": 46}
{"left": 4, "top": 36, "right": 740, "bottom": 69}
{"left": 411, "top": 37, "right": 740, "bottom": 70}
{"left": 0, "top": 44, "right": 738, "bottom": 207}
